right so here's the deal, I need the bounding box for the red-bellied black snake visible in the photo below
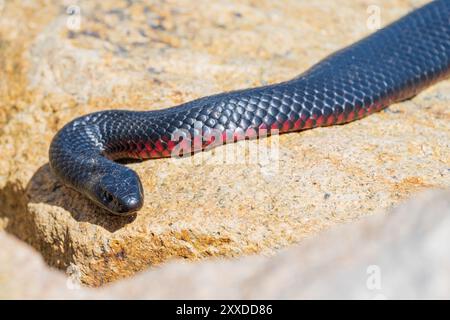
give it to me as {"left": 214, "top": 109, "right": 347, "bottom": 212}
{"left": 50, "top": 0, "right": 450, "bottom": 215}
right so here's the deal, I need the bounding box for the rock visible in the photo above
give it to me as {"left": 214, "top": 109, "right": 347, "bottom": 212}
{"left": 1, "top": 0, "right": 449, "bottom": 286}
{"left": 0, "top": 231, "right": 90, "bottom": 299}
{"left": 98, "top": 190, "right": 450, "bottom": 299}
{"left": 2, "top": 190, "right": 450, "bottom": 299}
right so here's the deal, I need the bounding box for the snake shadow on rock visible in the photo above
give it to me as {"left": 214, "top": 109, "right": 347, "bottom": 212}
{"left": 26, "top": 164, "right": 136, "bottom": 232}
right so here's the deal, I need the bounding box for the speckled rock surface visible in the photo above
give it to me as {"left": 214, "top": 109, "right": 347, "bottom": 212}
{"left": 101, "top": 190, "right": 450, "bottom": 299}
{"left": 0, "top": 0, "right": 449, "bottom": 286}
{"left": 0, "top": 231, "right": 89, "bottom": 299}
{"left": 2, "top": 191, "right": 450, "bottom": 299}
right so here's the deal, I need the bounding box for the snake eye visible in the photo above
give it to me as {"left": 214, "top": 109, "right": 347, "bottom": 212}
{"left": 102, "top": 190, "right": 114, "bottom": 204}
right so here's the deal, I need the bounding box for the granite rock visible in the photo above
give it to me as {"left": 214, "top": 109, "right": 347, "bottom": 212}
{"left": 0, "top": 231, "right": 90, "bottom": 299}
{"left": 1, "top": 191, "right": 450, "bottom": 299}
{"left": 101, "top": 190, "right": 450, "bottom": 299}
{"left": 0, "top": 0, "right": 449, "bottom": 285}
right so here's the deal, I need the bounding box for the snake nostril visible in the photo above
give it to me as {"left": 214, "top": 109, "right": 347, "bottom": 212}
{"left": 124, "top": 196, "right": 142, "bottom": 212}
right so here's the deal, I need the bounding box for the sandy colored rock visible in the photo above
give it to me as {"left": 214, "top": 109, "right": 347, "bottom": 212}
{"left": 0, "top": 0, "right": 449, "bottom": 285}
{"left": 0, "top": 231, "right": 89, "bottom": 299}
{"left": 2, "top": 190, "right": 450, "bottom": 299}
{"left": 100, "top": 190, "right": 450, "bottom": 299}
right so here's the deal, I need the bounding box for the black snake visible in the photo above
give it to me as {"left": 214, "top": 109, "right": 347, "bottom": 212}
{"left": 49, "top": 0, "right": 450, "bottom": 215}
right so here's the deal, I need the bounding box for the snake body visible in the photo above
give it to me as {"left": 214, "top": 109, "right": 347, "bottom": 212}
{"left": 50, "top": 0, "right": 450, "bottom": 215}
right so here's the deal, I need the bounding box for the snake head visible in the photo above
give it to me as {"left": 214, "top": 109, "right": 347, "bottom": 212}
{"left": 92, "top": 168, "right": 144, "bottom": 216}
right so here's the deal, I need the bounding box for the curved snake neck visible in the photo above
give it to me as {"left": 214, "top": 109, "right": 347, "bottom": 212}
{"left": 49, "top": 0, "right": 450, "bottom": 215}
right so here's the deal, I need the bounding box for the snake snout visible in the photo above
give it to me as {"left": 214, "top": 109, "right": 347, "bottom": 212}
{"left": 94, "top": 168, "right": 144, "bottom": 216}
{"left": 117, "top": 193, "right": 144, "bottom": 215}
